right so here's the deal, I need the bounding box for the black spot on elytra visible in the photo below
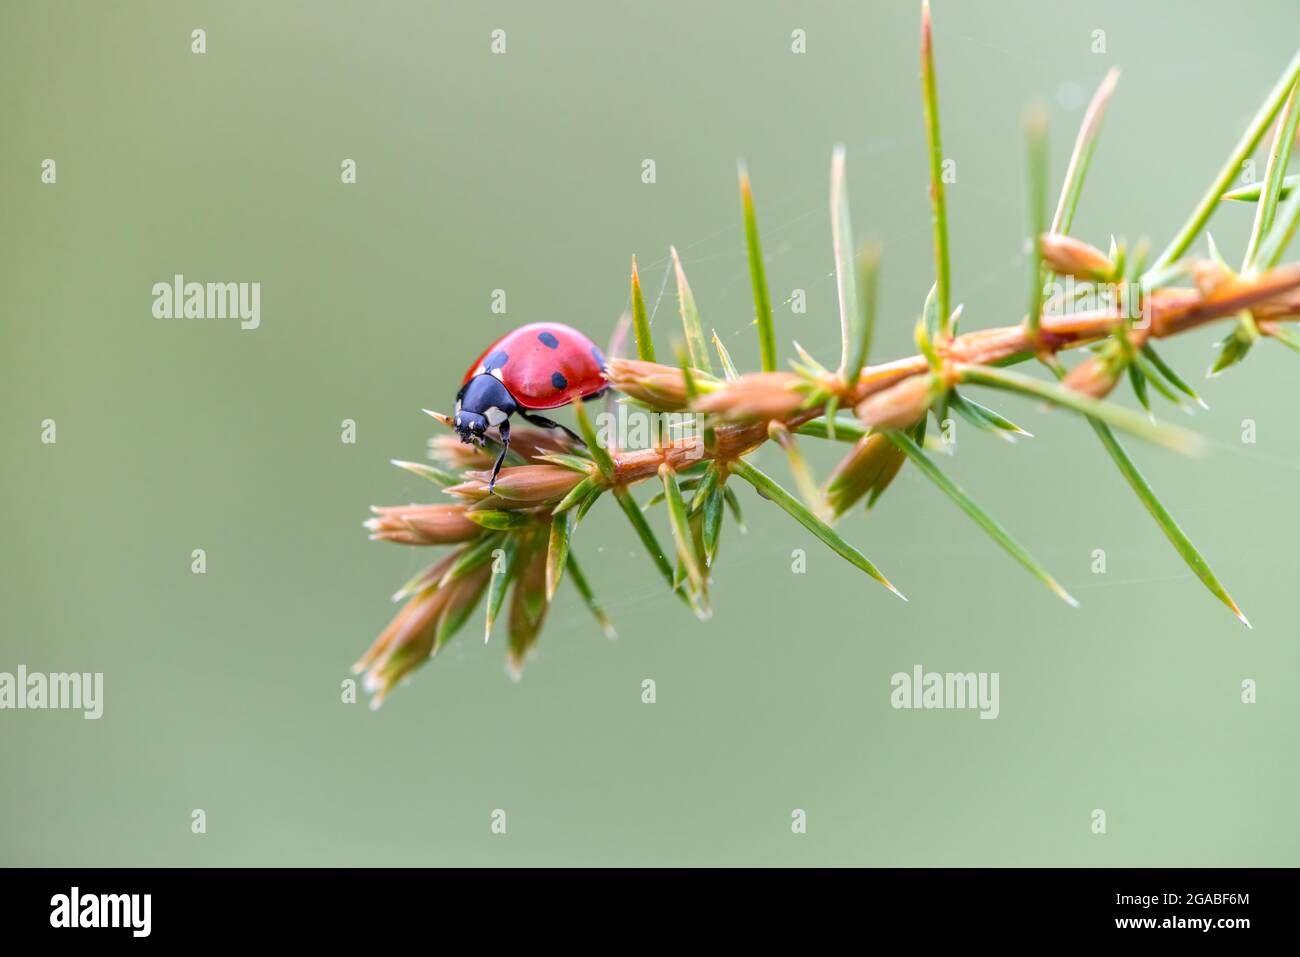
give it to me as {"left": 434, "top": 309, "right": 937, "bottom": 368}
{"left": 483, "top": 350, "right": 508, "bottom": 371}
{"left": 591, "top": 346, "right": 607, "bottom": 370}
{"left": 551, "top": 371, "right": 568, "bottom": 391}
{"left": 538, "top": 331, "right": 560, "bottom": 349}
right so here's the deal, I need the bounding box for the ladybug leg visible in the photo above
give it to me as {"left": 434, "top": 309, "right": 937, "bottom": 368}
{"left": 518, "top": 411, "right": 585, "bottom": 447}
{"left": 488, "top": 419, "right": 510, "bottom": 492}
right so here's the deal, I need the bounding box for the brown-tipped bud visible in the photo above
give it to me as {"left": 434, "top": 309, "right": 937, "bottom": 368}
{"left": 353, "top": 575, "right": 450, "bottom": 678}
{"left": 366, "top": 504, "right": 481, "bottom": 545}
{"left": 692, "top": 372, "right": 807, "bottom": 422}
{"left": 507, "top": 540, "right": 551, "bottom": 679}
{"left": 606, "top": 358, "right": 691, "bottom": 411}
{"left": 1061, "top": 353, "right": 1122, "bottom": 399}
{"left": 357, "top": 559, "right": 494, "bottom": 705}
{"left": 824, "top": 432, "right": 906, "bottom": 516}
{"left": 1039, "top": 233, "right": 1116, "bottom": 282}
{"left": 503, "top": 427, "right": 579, "bottom": 460}
{"left": 452, "top": 464, "right": 586, "bottom": 507}
{"left": 429, "top": 433, "right": 492, "bottom": 469}
{"left": 854, "top": 375, "right": 933, "bottom": 431}
{"left": 429, "top": 426, "right": 574, "bottom": 469}
{"left": 433, "top": 561, "right": 494, "bottom": 651}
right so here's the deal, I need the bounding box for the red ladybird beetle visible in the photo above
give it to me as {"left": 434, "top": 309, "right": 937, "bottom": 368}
{"left": 454, "top": 322, "right": 609, "bottom": 489}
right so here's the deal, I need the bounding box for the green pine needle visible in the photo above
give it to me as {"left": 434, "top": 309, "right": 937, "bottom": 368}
{"left": 1208, "top": 318, "right": 1258, "bottom": 377}
{"left": 730, "top": 458, "right": 903, "bottom": 599}
{"left": 1086, "top": 418, "right": 1249, "bottom": 628}
{"left": 552, "top": 476, "right": 598, "bottom": 514}
{"left": 1129, "top": 362, "right": 1152, "bottom": 416}
{"left": 1133, "top": 352, "right": 1188, "bottom": 408}
{"left": 1142, "top": 348, "right": 1204, "bottom": 413}
{"left": 712, "top": 329, "right": 741, "bottom": 381}
{"left": 660, "top": 464, "right": 706, "bottom": 595}
{"left": 919, "top": 0, "right": 952, "bottom": 338}
{"left": 823, "top": 394, "right": 841, "bottom": 440}
{"left": 739, "top": 163, "right": 777, "bottom": 372}
{"left": 572, "top": 401, "right": 616, "bottom": 480}
{"left": 1268, "top": 323, "right": 1300, "bottom": 352}
{"left": 1024, "top": 104, "right": 1049, "bottom": 339}
{"left": 467, "top": 509, "right": 534, "bottom": 531}
{"left": 849, "top": 242, "right": 881, "bottom": 383}
{"left": 566, "top": 550, "right": 616, "bottom": 639}
{"left": 830, "top": 145, "right": 861, "bottom": 377}
{"left": 440, "top": 532, "right": 504, "bottom": 587}
{"left": 613, "top": 486, "right": 684, "bottom": 597}
{"left": 576, "top": 485, "right": 603, "bottom": 523}
{"left": 1254, "top": 174, "right": 1300, "bottom": 269}
{"left": 887, "top": 429, "right": 1077, "bottom": 607}
{"left": 676, "top": 342, "right": 701, "bottom": 401}
{"left": 536, "top": 452, "right": 598, "bottom": 474}
{"left": 671, "top": 246, "right": 713, "bottom": 375}
{"left": 702, "top": 485, "right": 725, "bottom": 567}
{"left": 630, "top": 255, "right": 656, "bottom": 362}
{"left": 722, "top": 485, "right": 747, "bottom": 532}
{"left": 948, "top": 391, "right": 1031, "bottom": 441}
{"left": 1052, "top": 69, "right": 1120, "bottom": 236}
{"left": 1150, "top": 49, "right": 1300, "bottom": 272}
{"left": 391, "top": 459, "right": 460, "bottom": 486}
{"left": 959, "top": 364, "right": 1203, "bottom": 455}
{"left": 435, "top": 582, "right": 487, "bottom": 652}
{"left": 544, "top": 512, "right": 572, "bottom": 602}
{"left": 797, "top": 415, "right": 870, "bottom": 443}
{"left": 483, "top": 536, "right": 519, "bottom": 643}
{"left": 768, "top": 421, "right": 825, "bottom": 516}
{"left": 1243, "top": 81, "right": 1300, "bottom": 271}
{"left": 687, "top": 464, "right": 720, "bottom": 515}
{"left": 1222, "top": 173, "right": 1298, "bottom": 203}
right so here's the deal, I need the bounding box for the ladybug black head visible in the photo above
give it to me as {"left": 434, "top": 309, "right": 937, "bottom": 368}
{"left": 454, "top": 373, "right": 518, "bottom": 446}
{"left": 453, "top": 410, "right": 488, "bottom": 445}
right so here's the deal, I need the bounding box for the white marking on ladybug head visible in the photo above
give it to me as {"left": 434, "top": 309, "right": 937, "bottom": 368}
{"left": 490, "top": 368, "right": 505, "bottom": 382}
{"left": 473, "top": 365, "right": 485, "bottom": 376}
{"left": 485, "top": 406, "right": 508, "bottom": 426}
{"left": 455, "top": 399, "right": 462, "bottom": 414}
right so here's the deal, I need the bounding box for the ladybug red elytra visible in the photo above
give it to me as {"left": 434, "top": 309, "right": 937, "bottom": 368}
{"left": 454, "top": 322, "right": 609, "bottom": 489}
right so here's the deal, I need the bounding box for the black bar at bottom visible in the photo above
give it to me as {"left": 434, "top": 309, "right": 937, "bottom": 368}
{"left": 0, "top": 866, "right": 1280, "bottom": 941}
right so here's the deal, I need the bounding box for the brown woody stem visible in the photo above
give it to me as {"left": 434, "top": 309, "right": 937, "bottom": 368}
{"left": 468, "top": 262, "right": 1300, "bottom": 496}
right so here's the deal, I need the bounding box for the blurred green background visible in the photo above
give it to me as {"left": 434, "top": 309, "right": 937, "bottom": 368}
{"left": 3, "top": 0, "right": 1298, "bottom": 866}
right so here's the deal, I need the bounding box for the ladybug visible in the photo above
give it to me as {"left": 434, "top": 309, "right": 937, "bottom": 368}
{"left": 454, "top": 322, "right": 609, "bottom": 489}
